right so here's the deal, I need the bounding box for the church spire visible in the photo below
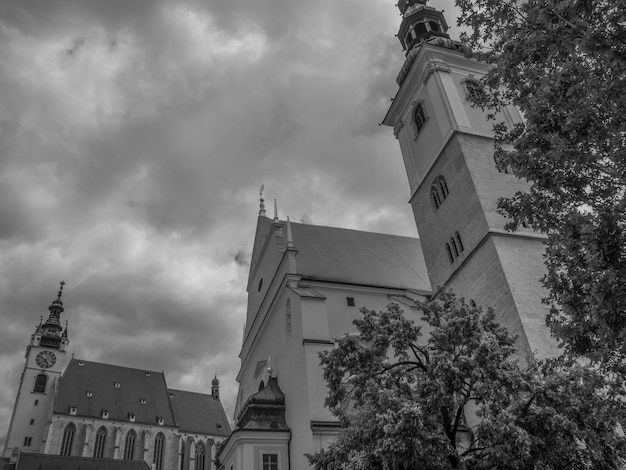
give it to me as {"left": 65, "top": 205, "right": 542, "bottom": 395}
{"left": 40, "top": 281, "right": 67, "bottom": 349}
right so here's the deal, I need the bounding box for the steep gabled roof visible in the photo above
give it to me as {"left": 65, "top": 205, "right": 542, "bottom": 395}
{"left": 55, "top": 359, "right": 175, "bottom": 426}
{"left": 290, "top": 221, "right": 431, "bottom": 291}
{"left": 10, "top": 452, "right": 151, "bottom": 470}
{"left": 168, "top": 389, "right": 231, "bottom": 437}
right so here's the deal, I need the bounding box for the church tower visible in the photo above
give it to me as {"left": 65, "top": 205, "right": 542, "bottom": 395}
{"left": 383, "top": 0, "right": 557, "bottom": 357}
{"left": 3, "top": 282, "right": 70, "bottom": 457}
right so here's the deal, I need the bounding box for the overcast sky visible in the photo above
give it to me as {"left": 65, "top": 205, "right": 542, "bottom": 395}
{"left": 0, "top": 0, "right": 460, "bottom": 440}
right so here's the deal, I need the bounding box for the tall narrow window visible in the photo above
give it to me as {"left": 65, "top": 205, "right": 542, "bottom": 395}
{"left": 93, "top": 427, "right": 107, "bottom": 459}
{"left": 413, "top": 102, "right": 428, "bottom": 134}
{"left": 431, "top": 185, "right": 442, "bottom": 209}
{"left": 153, "top": 433, "right": 165, "bottom": 470}
{"left": 431, "top": 176, "right": 449, "bottom": 210}
{"left": 437, "top": 175, "right": 449, "bottom": 198}
{"left": 179, "top": 441, "right": 186, "bottom": 470}
{"left": 464, "top": 78, "right": 484, "bottom": 102}
{"left": 450, "top": 237, "right": 459, "bottom": 258}
{"left": 33, "top": 374, "right": 48, "bottom": 393}
{"left": 262, "top": 453, "right": 278, "bottom": 470}
{"left": 195, "top": 442, "right": 206, "bottom": 470}
{"left": 124, "top": 430, "right": 136, "bottom": 460}
{"left": 60, "top": 423, "right": 76, "bottom": 456}
{"left": 455, "top": 232, "right": 464, "bottom": 252}
{"left": 494, "top": 155, "right": 509, "bottom": 173}
{"left": 446, "top": 243, "right": 453, "bottom": 263}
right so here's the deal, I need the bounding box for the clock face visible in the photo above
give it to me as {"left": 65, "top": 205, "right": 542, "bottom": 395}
{"left": 35, "top": 351, "right": 56, "bottom": 369}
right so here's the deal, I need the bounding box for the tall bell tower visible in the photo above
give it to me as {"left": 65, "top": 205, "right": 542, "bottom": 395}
{"left": 383, "top": 0, "right": 557, "bottom": 357}
{"left": 3, "top": 282, "right": 70, "bottom": 457}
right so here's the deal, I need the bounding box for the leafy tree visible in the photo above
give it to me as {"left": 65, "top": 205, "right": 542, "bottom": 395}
{"left": 308, "top": 295, "right": 626, "bottom": 469}
{"left": 454, "top": 0, "right": 626, "bottom": 365}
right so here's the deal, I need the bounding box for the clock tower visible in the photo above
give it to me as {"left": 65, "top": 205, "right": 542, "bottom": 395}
{"left": 3, "top": 282, "right": 70, "bottom": 457}
{"left": 383, "top": 0, "right": 558, "bottom": 357}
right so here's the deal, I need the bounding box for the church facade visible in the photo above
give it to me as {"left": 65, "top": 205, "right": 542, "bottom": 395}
{"left": 2, "top": 284, "right": 231, "bottom": 470}
{"left": 219, "top": 1, "right": 556, "bottom": 469}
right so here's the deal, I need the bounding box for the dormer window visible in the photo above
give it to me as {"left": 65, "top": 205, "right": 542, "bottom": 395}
{"left": 128, "top": 413, "right": 136, "bottom": 423}
{"left": 140, "top": 399, "right": 147, "bottom": 404}
{"left": 157, "top": 417, "right": 165, "bottom": 426}
{"left": 114, "top": 382, "right": 120, "bottom": 388}
{"left": 86, "top": 391, "right": 93, "bottom": 397}
{"left": 102, "top": 410, "right": 109, "bottom": 419}
{"left": 69, "top": 406, "right": 78, "bottom": 416}
{"left": 145, "top": 372, "right": 151, "bottom": 376}
{"left": 78, "top": 362, "right": 85, "bottom": 366}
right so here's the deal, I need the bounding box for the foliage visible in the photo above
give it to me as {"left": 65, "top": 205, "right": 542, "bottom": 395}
{"left": 454, "top": 0, "right": 626, "bottom": 365}
{"left": 308, "top": 295, "right": 626, "bottom": 469}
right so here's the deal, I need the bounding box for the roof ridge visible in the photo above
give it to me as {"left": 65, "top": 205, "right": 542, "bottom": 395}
{"left": 287, "top": 219, "right": 419, "bottom": 240}
{"left": 70, "top": 358, "right": 164, "bottom": 375}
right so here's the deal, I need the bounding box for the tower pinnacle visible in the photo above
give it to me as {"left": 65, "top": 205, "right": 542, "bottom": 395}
{"left": 40, "top": 281, "right": 67, "bottom": 348}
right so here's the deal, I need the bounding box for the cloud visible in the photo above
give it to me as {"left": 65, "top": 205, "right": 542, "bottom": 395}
{"left": 0, "top": 0, "right": 463, "bottom": 444}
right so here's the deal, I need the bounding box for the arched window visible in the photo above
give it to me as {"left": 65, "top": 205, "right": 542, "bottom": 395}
{"left": 93, "top": 427, "right": 107, "bottom": 459}
{"left": 446, "top": 243, "right": 453, "bottom": 263}
{"left": 414, "top": 22, "right": 427, "bottom": 38}
{"left": 455, "top": 232, "right": 465, "bottom": 252}
{"left": 124, "top": 430, "right": 136, "bottom": 460}
{"left": 195, "top": 442, "right": 206, "bottom": 470}
{"left": 153, "top": 433, "right": 165, "bottom": 470}
{"left": 464, "top": 78, "right": 485, "bottom": 102}
{"left": 494, "top": 155, "right": 509, "bottom": 173}
{"left": 60, "top": 423, "right": 75, "bottom": 456}
{"left": 413, "top": 102, "right": 428, "bottom": 134}
{"left": 431, "top": 176, "right": 449, "bottom": 210}
{"left": 438, "top": 175, "right": 449, "bottom": 198}
{"left": 450, "top": 237, "right": 459, "bottom": 258}
{"left": 179, "top": 441, "right": 186, "bottom": 470}
{"left": 428, "top": 21, "right": 440, "bottom": 32}
{"left": 33, "top": 374, "right": 48, "bottom": 393}
{"left": 431, "top": 185, "right": 442, "bottom": 209}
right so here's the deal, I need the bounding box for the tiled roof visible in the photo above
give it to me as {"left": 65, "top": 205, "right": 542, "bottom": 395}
{"left": 290, "top": 221, "right": 431, "bottom": 292}
{"left": 55, "top": 359, "right": 175, "bottom": 426}
{"left": 11, "top": 452, "right": 150, "bottom": 470}
{"left": 168, "top": 389, "right": 231, "bottom": 437}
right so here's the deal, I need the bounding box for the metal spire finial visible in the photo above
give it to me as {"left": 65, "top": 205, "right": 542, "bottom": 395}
{"left": 57, "top": 280, "right": 66, "bottom": 301}
{"left": 259, "top": 185, "right": 266, "bottom": 216}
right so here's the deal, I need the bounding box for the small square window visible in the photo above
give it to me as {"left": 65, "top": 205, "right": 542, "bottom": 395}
{"left": 262, "top": 453, "right": 278, "bottom": 470}
{"left": 346, "top": 297, "right": 355, "bottom": 307}
{"left": 69, "top": 407, "right": 77, "bottom": 416}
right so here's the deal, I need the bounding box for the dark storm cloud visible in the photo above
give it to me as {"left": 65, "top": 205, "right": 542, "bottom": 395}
{"left": 0, "top": 0, "right": 461, "bottom": 443}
